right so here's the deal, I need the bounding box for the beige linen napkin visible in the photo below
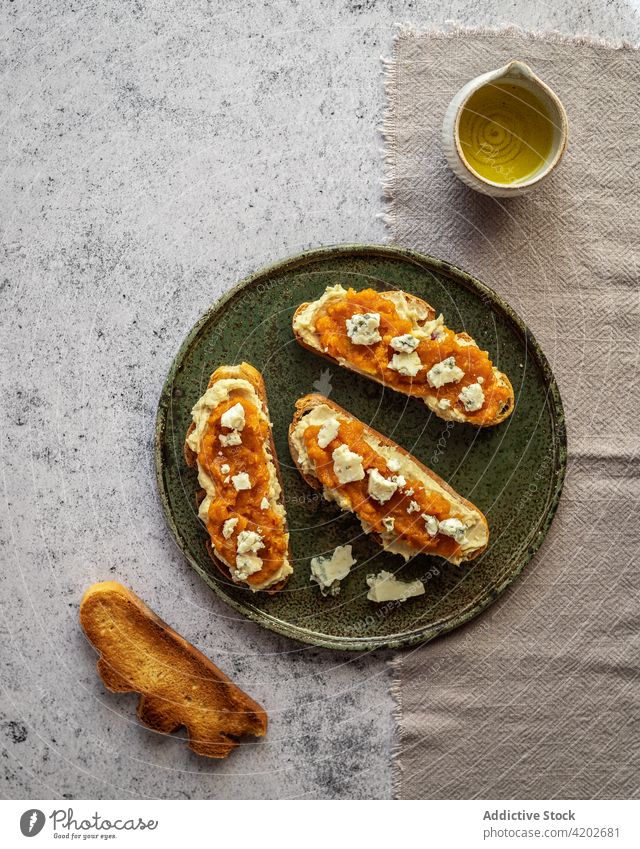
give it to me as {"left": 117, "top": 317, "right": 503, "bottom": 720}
{"left": 384, "top": 25, "right": 640, "bottom": 799}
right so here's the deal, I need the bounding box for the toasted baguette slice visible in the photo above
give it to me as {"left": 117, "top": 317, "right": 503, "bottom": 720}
{"left": 292, "top": 285, "right": 514, "bottom": 427}
{"left": 185, "top": 363, "right": 292, "bottom": 593}
{"left": 289, "top": 394, "right": 489, "bottom": 566}
{"left": 80, "top": 582, "right": 267, "bottom": 758}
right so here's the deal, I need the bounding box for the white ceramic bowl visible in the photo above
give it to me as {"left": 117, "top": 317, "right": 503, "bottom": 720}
{"left": 442, "top": 60, "right": 569, "bottom": 197}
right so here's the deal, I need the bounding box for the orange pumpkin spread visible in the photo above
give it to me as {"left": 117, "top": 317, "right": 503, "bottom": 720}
{"left": 302, "top": 417, "right": 463, "bottom": 560}
{"left": 313, "top": 288, "right": 511, "bottom": 425}
{"left": 198, "top": 397, "right": 288, "bottom": 588}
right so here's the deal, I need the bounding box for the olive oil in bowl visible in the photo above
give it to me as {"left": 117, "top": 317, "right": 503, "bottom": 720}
{"left": 443, "top": 61, "right": 568, "bottom": 196}
{"left": 458, "top": 82, "right": 555, "bottom": 185}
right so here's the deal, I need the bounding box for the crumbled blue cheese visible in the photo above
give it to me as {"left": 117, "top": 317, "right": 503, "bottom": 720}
{"left": 220, "top": 464, "right": 230, "bottom": 475}
{"left": 231, "top": 472, "right": 252, "bottom": 491}
{"left": 388, "top": 351, "right": 422, "bottom": 377}
{"left": 427, "top": 357, "right": 464, "bottom": 388}
{"left": 233, "top": 554, "right": 263, "bottom": 581}
{"left": 387, "top": 458, "right": 401, "bottom": 472}
{"left": 458, "top": 382, "right": 485, "bottom": 412}
{"left": 317, "top": 417, "right": 340, "bottom": 449}
{"left": 332, "top": 444, "right": 365, "bottom": 484}
{"left": 438, "top": 517, "right": 466, "bottom": 542}
{"left": 221, "top": 402, "right": 245, "bottom": 431}
{"left": 366, "top": 570, "right": 425, "bottom": 603}
{"left": 422, "top": 513, "right": 439, "bottom": 537}
{"left": 390, "top": 333, "right": 419, "bottom": 353}
{"left": 222, "top": 517, "right": 238, "bottom": 539}
{"left": 260, "top": 497, "right": 270, "bottom": 510}
{"left": 310, "top": 544, "right": 356, "bottom": 596}
{"left": 437, "top": 398, "right": 451, "bottom": 410}
{"left": 219, "top": 430, "right": 242, "bottom": 447}
{"left": 346, "top": 312, "right": 382, "bottom": 345}
{"left": 367, "top": 468, "right": 400, "bottom": 504}
{"left": 236, "top": 529, "right": 264, "bottom": 554}
{"left": 382, "top": 517, "right": 395, "bottom": 532}
{"left": 407, "top": 500, "right": 421, "bottom": 513}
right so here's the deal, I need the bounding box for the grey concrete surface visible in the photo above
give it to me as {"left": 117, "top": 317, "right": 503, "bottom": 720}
{"left": 2, "top": 0, "right": 639, "bottom": 800}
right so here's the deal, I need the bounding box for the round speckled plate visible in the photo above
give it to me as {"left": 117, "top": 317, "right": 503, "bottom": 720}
{"left": 155, "top": 244, "right": 566, "bottom": 651}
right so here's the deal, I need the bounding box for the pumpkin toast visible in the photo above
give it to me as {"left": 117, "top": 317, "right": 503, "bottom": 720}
{"left": 289, "top": 394, "right": 489, "bottom": 566}
{"left": 292, "top": 285, "right": 514, "bottom": 426}
{"left": 184, "top": 362, "right": 292, "bottom": 592}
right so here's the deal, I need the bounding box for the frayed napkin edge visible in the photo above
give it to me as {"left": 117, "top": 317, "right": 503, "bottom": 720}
{"left": 393, "top": 20, "right": 639, "bottom": 50}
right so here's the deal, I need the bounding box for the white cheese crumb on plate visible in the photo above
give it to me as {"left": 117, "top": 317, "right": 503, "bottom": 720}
{"left": 366, "top": 571, "right": 425, "bottom": 603}
{"left": 310, "top": 545, "right": 356, "bottom": 596}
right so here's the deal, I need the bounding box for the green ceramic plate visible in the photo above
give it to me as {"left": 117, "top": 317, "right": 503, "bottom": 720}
{"left": 155, "top": 244, "right": 566, "bottom": 651}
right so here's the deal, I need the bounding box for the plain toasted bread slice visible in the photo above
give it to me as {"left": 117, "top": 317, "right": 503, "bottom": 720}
{"left": 80, "top": 582, "right": 267, "bottom": 758}
{"left": 292, "top": 286, "right": 514, "bottom": 427}
{"left": 288, "top": 394, "right": 489, "bottom": 566}
{"left": 184, "top": 362, "right": 292, "bottom": 593}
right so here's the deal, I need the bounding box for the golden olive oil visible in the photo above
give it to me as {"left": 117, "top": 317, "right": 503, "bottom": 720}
{"left": 458, "top": 82, "right": 554, "bottom": 184}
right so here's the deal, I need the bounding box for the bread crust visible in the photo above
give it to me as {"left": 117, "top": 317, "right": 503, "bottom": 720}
{"left": 184, "top": 363, "right": 290, "bottom": 594}
{"left": 292, "top": 290, "right": 514, "bottom": 427}
{"left": 80, "top": 582, "right": 267, "bottom": 758}
{"left": 288, "top": 393, "right": 489, "bottom": 564}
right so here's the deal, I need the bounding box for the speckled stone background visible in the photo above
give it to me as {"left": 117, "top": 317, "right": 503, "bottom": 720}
{"left": 2, "top": 0, "right": 639, "bottom": 801}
